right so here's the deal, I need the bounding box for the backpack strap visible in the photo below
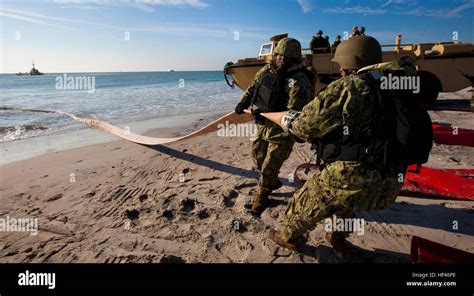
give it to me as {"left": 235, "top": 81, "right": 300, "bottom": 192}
{"left": 312, "top": 71, "right": 391, "bottom": 174}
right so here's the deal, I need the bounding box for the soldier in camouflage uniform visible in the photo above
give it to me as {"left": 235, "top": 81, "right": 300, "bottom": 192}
{"left": 269, "top": 36, "right": 415, "bottom": 258}
{"left": 235, "top": 38, "right": 314, "bottom": 215}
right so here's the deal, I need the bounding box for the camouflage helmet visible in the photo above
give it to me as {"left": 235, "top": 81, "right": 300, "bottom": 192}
{"left": 332, "top": 35, "right": 382, "bottom": 69}
{"left": 274, "top": 37, "right": 302, "bottom": 59}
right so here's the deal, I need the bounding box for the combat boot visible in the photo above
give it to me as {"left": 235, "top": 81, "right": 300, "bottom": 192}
{"left": 268, "top": 179, "right": 283, "bottom": 191}
{"left": 268, "top": 229, "right": 306, "bottom": 251}
{"left": 325, "top": 232, "right": 348, "bottom": 259}
{"left": 250, "top": 187, "right": 270, "bottom": 215}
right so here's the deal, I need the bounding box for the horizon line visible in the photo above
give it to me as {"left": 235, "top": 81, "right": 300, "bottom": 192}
{"left": 0, "top": 70, "right": 224, "bottom": 74}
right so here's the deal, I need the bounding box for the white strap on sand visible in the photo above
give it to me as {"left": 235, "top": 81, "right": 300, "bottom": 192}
{"left": 1, "top": 107, "right": 253, "bottom": 145}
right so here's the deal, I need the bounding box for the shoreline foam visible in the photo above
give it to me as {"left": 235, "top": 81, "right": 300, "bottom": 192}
{"left": 0, "top": 111, "right": 224, "bottom": 166}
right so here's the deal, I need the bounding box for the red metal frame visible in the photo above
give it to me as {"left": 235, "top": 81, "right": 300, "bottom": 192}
{"left": 293, "top": 164, "right": 474, "bottom": 201}
{"left": 403, "top": 165, "right": 474, "bottom": 201}
{"left": 411, "top": 236, "right": 474, "bottom": 263}
{"left": 432, "top": 123, "right": 474, "bottom": 147}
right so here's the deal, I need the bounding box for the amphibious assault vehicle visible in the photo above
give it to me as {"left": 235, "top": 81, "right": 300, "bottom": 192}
{"left": 224, "top": 34, "right": 474, "bottom": 105}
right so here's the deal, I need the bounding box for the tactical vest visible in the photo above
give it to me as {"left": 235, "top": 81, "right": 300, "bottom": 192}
{"left": 314, "top": 71, "right": 433, "bottom": 173}
{"left": 251, "top": 67, "right": 313, "bottom": 113}
{"left": 251, "top": 70, "right": 288, "bottom": 112}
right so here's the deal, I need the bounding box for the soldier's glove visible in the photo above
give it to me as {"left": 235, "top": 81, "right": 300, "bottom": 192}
{"left": 280, "top": 110, "right": 301, "bottom": 133}
{"left": 251, "top": 108, "right": 266, "bottom": 125}
{"left": 234, "top": 103, "right": 246, "bottom": 115}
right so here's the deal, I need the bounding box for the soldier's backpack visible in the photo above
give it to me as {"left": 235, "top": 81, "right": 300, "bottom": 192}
{"left": 315, "top": 70, "right": 433, "bottom": 173}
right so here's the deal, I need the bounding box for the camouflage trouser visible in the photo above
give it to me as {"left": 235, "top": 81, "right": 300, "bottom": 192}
{"left": 252, "top": 137, "right": 294, "bottom": 191}
{"left": 279, "top": 161, "right": 403, "bottom": 241}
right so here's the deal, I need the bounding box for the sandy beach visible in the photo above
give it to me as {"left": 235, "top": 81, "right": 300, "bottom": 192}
{"left": 0, "top": 91, "right": 473, "bottom": 263}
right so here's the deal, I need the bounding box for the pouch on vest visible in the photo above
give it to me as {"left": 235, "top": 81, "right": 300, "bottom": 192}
{"left": 251, "top": 70, "right": 288, "bottom": 112}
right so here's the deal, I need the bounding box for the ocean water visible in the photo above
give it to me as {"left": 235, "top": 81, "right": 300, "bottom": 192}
{"left": 0, "top": 71, "right": 243, "bottom": 165}
{"left": 0, "top": 71, "right": 242, "bottom": 142}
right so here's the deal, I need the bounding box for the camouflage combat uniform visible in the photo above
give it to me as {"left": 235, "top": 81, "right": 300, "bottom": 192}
{"left": 279, "top": 57, "right": 415, "bottom": 242}
{"left": 239, "top": 63, "right": 314, "bottom": 191}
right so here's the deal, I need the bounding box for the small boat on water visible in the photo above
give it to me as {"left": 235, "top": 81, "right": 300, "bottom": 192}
{"left": 16, "top": 61, "right": 44, "bottom": 76}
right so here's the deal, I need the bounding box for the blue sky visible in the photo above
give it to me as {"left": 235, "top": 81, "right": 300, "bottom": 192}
{"left": 1, "top": 0, "right": 473, "bottom": 72}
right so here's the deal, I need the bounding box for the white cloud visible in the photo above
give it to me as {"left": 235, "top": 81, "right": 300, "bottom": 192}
{"left": 0, "top": 8, "right": 271, "bottom": 39}
{"left": 324, "top": 6, "right": 387, "bottom": 15}
{"left": 135, "top": 0, "right": 208, "bottom": 8}
{"left": 1, "top": 8, "right": 107, "bottom": 28}
{"left": 0, "top": 10, "right": 79, "bottom": 30}
{"left": 401, "top": 1, "right": 474, "bottom": 18}
{"left": 297, "top": 0, "right": 312, "bottom": 13}
{"left": 324, "top": 1, "right": 472, "bottom": 18}
{"left": 51, "top": 0, "right": 208, "bottom": 11}
{"left": 380, "top": 0, "right": 392, "bottom": 8}
{"left": 380, "top": 0, "right": 413, "bottom": 8}
{"left": 445, "top": 1, "right": 474, "bottom": 17}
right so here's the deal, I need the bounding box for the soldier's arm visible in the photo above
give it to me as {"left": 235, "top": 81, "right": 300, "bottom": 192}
{"left": 289, "top": 80, "right": 348, "bottom": 143}
{"left": 286, "top": 74, "right": 314, "bottom": 111}
{"left": 378, "top": 55, "right": 417, "bottom": 76}
{"left": 239, "top": 83, "right": 255, "bottom": 108}
{"left": 238, "top": 64, "right": 270, "bottom": 108}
